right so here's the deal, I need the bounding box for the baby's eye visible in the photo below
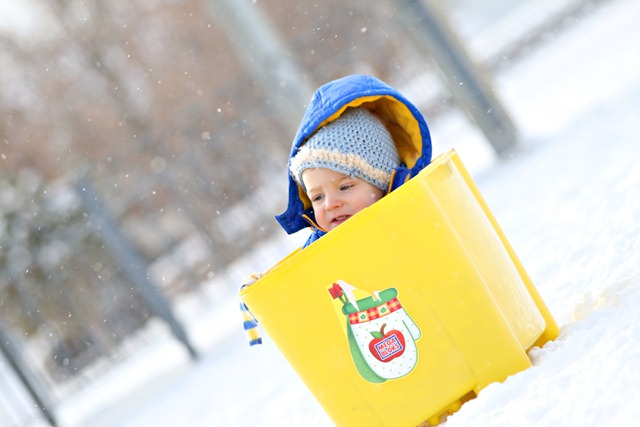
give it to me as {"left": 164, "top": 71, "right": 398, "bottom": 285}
{"left": 310, "top": 194, "right": 324, "bottom": 203}
{"left": 339, "top": 183, "right": 355, "bottom": 191}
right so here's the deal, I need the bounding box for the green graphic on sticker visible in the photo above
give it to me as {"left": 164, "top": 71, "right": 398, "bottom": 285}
{"left": 328, "top": 280, "right": 422, "bottom": 383}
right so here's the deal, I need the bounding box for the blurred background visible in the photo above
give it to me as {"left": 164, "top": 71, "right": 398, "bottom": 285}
{"left": 0, "top": 0, "right": 613, "bottom": 425}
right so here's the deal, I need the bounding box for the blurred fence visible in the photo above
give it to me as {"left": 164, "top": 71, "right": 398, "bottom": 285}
{"left": 0, "top": 0, "right": 605, "bottom": 425}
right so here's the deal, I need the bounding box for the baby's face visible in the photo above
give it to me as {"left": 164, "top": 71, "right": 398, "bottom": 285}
{"left": 302, "top": 168, "right": 385, "bottom": 232}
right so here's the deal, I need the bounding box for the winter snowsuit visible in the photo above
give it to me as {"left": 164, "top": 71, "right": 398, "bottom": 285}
{"left": 275, "top": 74, "right": 434, "bottom": 247}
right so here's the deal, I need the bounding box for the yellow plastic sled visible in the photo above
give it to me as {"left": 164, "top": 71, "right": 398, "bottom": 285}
{"left": 240, "top": 149, "right": 559, "bottom": 426}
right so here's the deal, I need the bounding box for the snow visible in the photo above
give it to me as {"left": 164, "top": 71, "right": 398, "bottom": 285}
{"left": 51, "top": 0, "right": 640, "bottom": 426}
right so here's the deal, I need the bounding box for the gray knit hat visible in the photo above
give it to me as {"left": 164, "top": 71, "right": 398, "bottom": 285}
{"left": 290, "top": 107, "right": 400, "bottom": 192}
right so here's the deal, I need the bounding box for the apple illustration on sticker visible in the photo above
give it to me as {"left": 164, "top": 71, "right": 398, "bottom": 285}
{"left": 369, "top": 323, "right": 406, "bottom": 362}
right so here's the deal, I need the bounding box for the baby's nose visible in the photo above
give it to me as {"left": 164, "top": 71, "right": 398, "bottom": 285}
{"left": 325, "top": 193, "right": 343, "bottom": 209}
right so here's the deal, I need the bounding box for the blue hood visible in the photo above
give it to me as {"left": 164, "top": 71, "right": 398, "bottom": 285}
{"left": 275, "top": 74, "right": 433, "bottom": 236}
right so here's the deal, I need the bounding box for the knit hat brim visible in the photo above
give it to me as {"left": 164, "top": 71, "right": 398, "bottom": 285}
{"left": 290, "top": 148, "right": 393, "bottom": 192}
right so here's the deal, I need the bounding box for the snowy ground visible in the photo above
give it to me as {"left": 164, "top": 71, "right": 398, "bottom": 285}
{"left": 52, "top": 0, "right": 640, "bottom": 425}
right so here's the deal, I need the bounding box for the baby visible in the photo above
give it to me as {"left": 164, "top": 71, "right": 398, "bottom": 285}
{"left": 288, "top": 107, "right": 400, "bottom": 242}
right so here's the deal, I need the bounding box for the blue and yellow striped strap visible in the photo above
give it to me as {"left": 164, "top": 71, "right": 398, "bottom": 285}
{"left": 240, "top": 300, "right": 262, "bottom": 346}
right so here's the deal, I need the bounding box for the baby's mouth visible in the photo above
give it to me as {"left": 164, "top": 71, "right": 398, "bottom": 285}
{"left": 332, "top": 215, "right": 350, "bottom": 225}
